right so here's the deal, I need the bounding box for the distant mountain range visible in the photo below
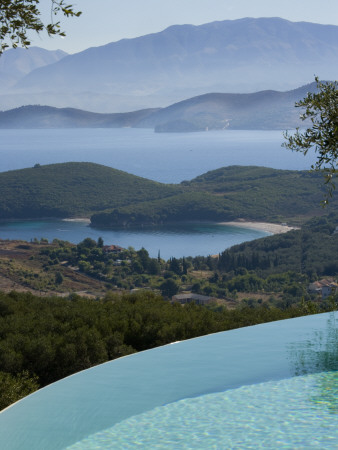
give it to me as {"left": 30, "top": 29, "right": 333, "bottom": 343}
{"left": 0, "top": 47, "right": 67, "bottom": 91}
{"left": 0, "top": 82, "right": 315, "bottom": 131}
{"left": 1, "top": 17, "right": 338, "bottom": 112}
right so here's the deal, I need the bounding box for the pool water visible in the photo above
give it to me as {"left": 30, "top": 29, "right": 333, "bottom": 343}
{"left": 69, "top": 371, "right": 338, "bottom": 449}
{"left": 0, "top": 312, "right": 337, "bottom": 450}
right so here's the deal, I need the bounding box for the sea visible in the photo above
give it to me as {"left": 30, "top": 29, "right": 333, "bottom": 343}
{"left": 0, "top": 128, "right": 315, "bottom": 259}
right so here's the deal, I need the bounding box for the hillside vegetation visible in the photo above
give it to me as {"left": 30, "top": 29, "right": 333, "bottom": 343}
{"left": 1, "top": 162, "right": 337, "bottom": 224}
{"left": 215, "top": 213, "right": 338, "bottom": 277}
{"left": 91, "top": 166, "right": 338, "bottom": 227}
{"left": 0, "top": 162, "right": 179, "bottom": 219}
{"left": 1, "top": 289, "right": 334, "bottom": 410}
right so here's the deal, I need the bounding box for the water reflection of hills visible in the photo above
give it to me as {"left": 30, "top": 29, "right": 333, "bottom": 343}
{"left": 311, "top": 371, "right": 338, "bottom": 415}
{"left": 288, "top": 312, "right": 337, "bottom": 376}
{"left": 288, "top": 312, "right": 338, "bottom": 414}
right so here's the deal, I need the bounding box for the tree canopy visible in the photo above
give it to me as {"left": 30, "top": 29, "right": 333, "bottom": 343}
{"left": 0, "top": 0, "right": 81, "bottom": 54}
{"left": 283, "top": 77, "right": 338, "bottom": 203}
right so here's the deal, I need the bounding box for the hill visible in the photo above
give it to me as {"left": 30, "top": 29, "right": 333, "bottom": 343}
{"left": 216, "top": 213, "right": 338, "bottom": 277}
{"left": 0, "top": 82, "right": 315, "bottom": 130}
{"left": 0, "top": 163, "right": 179, "bottom": 219}
{"left": 2, "top": 163, "right": 337, "bottom": 225}
{"left": 0, "top": 105, "right": 159, "bottom": 129}
{"left": 141, "top": 84, "right": 315, "bottom": 131}
{"left": 3, "top": 18, "right": 338, "bottom": 112}
{"left": 0, "top": 239, "right": 107, "bottom": 297}
{"left": 91, "top": 166, "right": 338, "bottom": 227}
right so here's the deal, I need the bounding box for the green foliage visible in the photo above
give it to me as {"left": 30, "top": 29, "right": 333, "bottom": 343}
{"left": 54, "top": 271, "right": 63, "bottom": 285}
{"left": 0, "top": 289, "right": 327, "bottom": 410}
{"left": 92, "top": 166, "right": 338, "bottom": 227}
{"left": 160, "top": 278, "right": 179, "bottom": 298}
{"left": 0, "top": 162, "right": 178, "bottom": 219}
{"left": 283, "top": 78, "right": 338, "bottom": 202}
{"left": 0, "top": 1, "right": 81, "bottom": 54}
{"left": 217, "top": 213, "right": 338, "bottom": 277}
{"left": 0, "top": 370, "right": 39, "bottom": 410}
{"left": 2, "top": 163, "right": 338, "bottom": 224}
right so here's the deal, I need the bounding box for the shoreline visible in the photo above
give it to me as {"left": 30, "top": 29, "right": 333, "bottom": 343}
{"left": 62, "top": 218, "right": 91, "bottom": 223}
{"left": 0, "top": 216, "right": 298, "bottom": 234}
{"left": 219, "top": 221, "right": 298, "bottom": 235}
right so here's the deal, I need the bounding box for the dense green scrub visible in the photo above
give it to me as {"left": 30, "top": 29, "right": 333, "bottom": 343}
{"left": 0, "top": 289, "right": 331, "bottom": 411}
{"left": 216, "top": 213, "right": 338, "bottom": 276}
{"left": 91, "top": 166, "right": 338, "bottom": 226}
{"left": 179, "top": 213, "right": 338, "bottom": 303}
{"left": 0, "top": 162, "right": 178, "bottom": 219}
{"left": 1, "top": 162, "right": 337, "bottom": 223}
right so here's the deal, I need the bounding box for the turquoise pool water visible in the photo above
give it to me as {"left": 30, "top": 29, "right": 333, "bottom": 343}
{"left": 69, "top": 371, "right": 338, "bottom": 449}
{"left": 0, "top": 312, "right": 337, "bottom": 449}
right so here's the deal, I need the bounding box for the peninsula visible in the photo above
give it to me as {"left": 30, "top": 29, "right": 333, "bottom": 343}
{"left": 1, "top": 162, "right": 337, "bottom": 227}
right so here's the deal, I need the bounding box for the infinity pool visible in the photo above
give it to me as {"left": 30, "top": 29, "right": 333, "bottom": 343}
{"left": 0, "top": 312, "right": 337, "bottom": 449}
{"left": 69, "top": 371, "right": 338, "bottom": 449}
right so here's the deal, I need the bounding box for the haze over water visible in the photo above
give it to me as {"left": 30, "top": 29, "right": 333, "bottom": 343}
{"left": 0, "top": 128, "right": 316, "bottom": 183}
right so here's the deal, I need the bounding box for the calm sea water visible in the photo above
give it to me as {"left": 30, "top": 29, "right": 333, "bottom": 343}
{"left": 0, "top": 128, "right": 312, "bottom": 256}
{"left": 0, "top": 220, "right": 269, "bottom": 260}
{"left": 0, "top": 128, "right": 316, "bottom": 183}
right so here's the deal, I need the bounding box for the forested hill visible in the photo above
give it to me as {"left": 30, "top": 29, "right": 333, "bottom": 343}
{"left": 91, "top": 166, "right": 338, "bottom": 227}
{"left": 1, "top": 162, "right": 336, "bottom": 224}
{"left": 217, "top": 213, "right": 338, "bottom": 277}
{"left": 0, "top": 163, "right": 179, "bottom": 219}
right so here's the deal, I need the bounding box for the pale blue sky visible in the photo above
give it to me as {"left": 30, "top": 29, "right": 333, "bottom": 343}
{"left": 36, "top": 0, "right": 338, "bottom": 53}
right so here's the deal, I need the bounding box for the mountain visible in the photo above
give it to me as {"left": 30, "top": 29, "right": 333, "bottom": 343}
{"left": 0, "top": 105, "right": 159, "bottom": 128}
{"left": 0, "top": 47, "right": 67, "bottom": 91}
{"left": 140, "top": 83, "right": 317, "bottom": 131}
{"left": 0, "top": 82, "right": 316, "bottom": 130}
{"left": 3, "top": 18, "right": 338, "bottom": 112}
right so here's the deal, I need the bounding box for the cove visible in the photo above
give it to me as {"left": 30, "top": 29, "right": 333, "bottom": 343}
{"left": 0, "top": 220, "right": 269, "bottom": 260}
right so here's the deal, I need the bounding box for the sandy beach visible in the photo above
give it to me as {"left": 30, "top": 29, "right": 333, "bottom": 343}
{"left": 219, "top": 221, "right": 298, "bottom": 235}
{"left": 62, "top": 218, "right": 91, "bottom": 223}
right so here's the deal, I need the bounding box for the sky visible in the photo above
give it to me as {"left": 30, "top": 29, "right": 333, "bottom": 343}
{"left": 32, "top": 0, "right": 338, "bottom": 54}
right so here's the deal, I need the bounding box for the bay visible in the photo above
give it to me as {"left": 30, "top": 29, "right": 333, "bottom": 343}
{"left": 0, "top": 220, "right": 269, "bottom": 260}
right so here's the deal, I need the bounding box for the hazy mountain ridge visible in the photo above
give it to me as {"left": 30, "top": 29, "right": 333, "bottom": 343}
{"left": 2, "top": 17, "right": 338, "bottom": 112}
{"left": 0, "top": 47, "right": 67, "bottom": 91}
{"left": 0, "top": 105, "right": 160, "bottom": 129}
{"left": 141, "top": 83, "right": 317, "bottom": 131}
{"left": 0, "top": 82, "right": 316, "bottom": 130}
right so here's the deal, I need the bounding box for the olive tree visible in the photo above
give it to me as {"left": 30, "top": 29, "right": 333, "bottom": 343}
{"left": 283, "top": 77, "right": 338, "bottom": 204}
{"left": 0, "top": 0, "right": 81, "bottom": 54}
